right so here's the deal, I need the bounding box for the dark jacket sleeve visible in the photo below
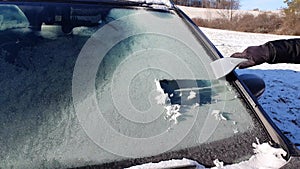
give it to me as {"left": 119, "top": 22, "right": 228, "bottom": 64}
{"left": 265, "top": 38, "right": 300, "bottom": 64}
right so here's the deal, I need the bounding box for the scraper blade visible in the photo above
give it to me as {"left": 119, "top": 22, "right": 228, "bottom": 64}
{"left": 210, "top": 58, "right": 248, "bottom": 79}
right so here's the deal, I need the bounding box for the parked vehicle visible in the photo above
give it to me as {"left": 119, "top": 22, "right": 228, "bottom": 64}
{"left": 0, "top": 0, "right": 299, "bottom": 168}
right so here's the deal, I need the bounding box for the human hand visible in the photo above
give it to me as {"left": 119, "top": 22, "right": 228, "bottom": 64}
{"left": 230, "top": 45, "right": 270, "bottom": 68}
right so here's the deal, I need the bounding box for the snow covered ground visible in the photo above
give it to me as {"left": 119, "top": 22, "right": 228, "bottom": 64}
{"left": 178, "top": 5, "right": 284, "bottom": 20}
{"left": 199, "top": 27, "right": 300, "bottom": 147}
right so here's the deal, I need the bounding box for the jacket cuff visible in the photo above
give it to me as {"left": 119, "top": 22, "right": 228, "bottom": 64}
{"left": 264, "top": 42, "right": 276, "bottom": 63}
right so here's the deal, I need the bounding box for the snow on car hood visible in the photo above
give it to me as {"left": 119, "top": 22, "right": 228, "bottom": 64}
{"left": 126, "top": 140, "right": 287, "bottom": 169}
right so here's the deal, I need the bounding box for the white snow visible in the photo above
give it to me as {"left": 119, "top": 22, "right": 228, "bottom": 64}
{"left": 211, "top": 109, "right": 228, "bottom": 121}
{"left": 126, "top": 158, "right": 205, "bottom": 169}
{"left": 178, "top": 5, "right": 284, "bottom": 20}
{"left": 130, "top": 0, "right": 172, "bottom": 7}
{"left": 154, "top": 79, "right": 170, "bottom": 105}
{"left": 187, "top": 90, "right": 197, "bottom": 100}
{"left": 154, "top": 80, "right": 182, "bottom": 124}
{"left": 192, "top": 103, "right": 200, "bottom": 108}
{"left": 155, "top": 79, "right": 164, "bottom": 93}
{"left": 233, "top": 128, "right": 238, "bottom": 134}
{"left": 164, "top": 104, "right": 182, "bottom": 124}
{"left": 128, "top": 140, "right": 287, "bottom": 169}
{"left": 210, "top": 142, "right": 287, "bottom": 169}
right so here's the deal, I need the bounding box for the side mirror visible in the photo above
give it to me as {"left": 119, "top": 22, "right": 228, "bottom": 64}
{"left": 238, "top": 74, "right": 265, "bottom": 99}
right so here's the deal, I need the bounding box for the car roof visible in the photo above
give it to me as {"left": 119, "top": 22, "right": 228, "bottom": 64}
{"left": 0, "top": 0, "right": 173, "bottom": 9}
{"left": 61, "top": 0, "right": 172, "bottom": 6}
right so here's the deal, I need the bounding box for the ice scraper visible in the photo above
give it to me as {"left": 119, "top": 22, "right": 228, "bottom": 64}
{"left": 210, "top": 57, "right": 248, "bottom": 79}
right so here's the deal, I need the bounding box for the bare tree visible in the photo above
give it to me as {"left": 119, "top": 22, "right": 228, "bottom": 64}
{"left": 215, "top": 0, "right": 240, "bottom": 20}
{"left": 172, "top": 0, "right": 240, "bottom": 10}
{"left": 215, "top": 0, "right": 240, "bottom": 9}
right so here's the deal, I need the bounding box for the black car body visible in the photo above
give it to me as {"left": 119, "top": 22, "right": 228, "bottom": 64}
{"left": 0, "top": 0, "right": 299, "bottom": 168}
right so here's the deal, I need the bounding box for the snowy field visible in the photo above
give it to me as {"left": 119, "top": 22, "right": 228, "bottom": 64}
{"left": 200, "top": 27, "right": 300, "bottom": 147}
{"left": 178, "top": 5, "right": 284, "bottom": 20}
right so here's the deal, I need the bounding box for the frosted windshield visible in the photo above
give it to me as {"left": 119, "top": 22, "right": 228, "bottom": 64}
{"left": 0, "top": 2, "right": 264, "bottom": 168}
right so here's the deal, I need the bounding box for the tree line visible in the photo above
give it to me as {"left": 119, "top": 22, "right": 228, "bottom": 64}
{"left": 172, "top": 0, "right": 240, "bottom": 10}
{"left": 283, "top": 0, "right": 300, "bottom": 35}
{"left": 190, "top": 0, "right": 300, "bottom": 35}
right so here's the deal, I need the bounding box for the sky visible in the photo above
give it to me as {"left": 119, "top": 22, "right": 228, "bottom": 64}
{"left": 240, "top": 0, "right": 287, "bottom": 11}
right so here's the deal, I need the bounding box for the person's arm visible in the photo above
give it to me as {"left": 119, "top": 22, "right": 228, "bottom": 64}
{"left": 230, "top": 38, "right": 300, "bottom": 68}
{"left": 267, "top": 38, "right": 300, "bottom": 64}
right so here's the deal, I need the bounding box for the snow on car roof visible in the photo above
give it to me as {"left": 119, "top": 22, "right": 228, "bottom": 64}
{"left": 129, "top": 0, "right": 172, "bottom": 6}
{"left": 71, "top": 0, "right": 172, "bottom": 6}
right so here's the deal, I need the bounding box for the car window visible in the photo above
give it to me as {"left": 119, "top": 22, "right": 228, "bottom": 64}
{"left": 0, "top": 2, "right": 270, "bottom": 168}
{"left": 0, "top": 5, "right": 29, "bottom": 31}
